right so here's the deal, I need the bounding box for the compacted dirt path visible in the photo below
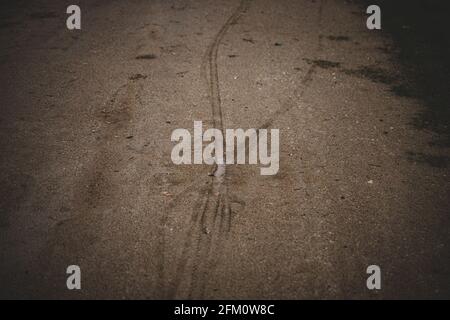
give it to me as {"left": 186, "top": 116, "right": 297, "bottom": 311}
{"left": 1, "top": 0, "right": 449, "bottom": 299}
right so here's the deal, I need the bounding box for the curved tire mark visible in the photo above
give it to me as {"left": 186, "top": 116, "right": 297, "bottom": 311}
{"left": 166, "top": 0, "right": 250, "bottom": 299}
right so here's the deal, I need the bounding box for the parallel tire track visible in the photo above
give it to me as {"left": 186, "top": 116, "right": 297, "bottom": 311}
{"left": 166, "top": 0, "right": 324, "bottom": 298}
{"left": 166, "top": 0, "right": 250, "bottom": 299}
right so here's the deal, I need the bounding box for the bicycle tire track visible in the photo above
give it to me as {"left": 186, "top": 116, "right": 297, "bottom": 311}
{"left": 166, "top": 0, "right": 250, "bottom": 299}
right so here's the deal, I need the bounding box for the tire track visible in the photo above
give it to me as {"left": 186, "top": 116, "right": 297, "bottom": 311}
{"left": 165, "top": 0, "right": 324, "bottom": 298}
{"left": 231, "top": 0, "right": 325, "bottom": 168}
{"left": 259, "top": 0, "right": 325, "bottom": 130}
{"left": 166, "top": 0, "right": 250, "bottom": 299}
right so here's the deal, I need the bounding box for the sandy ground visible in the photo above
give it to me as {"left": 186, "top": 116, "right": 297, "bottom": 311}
{"left": 0, "top": 0, "right": 449, "bottom": 299}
